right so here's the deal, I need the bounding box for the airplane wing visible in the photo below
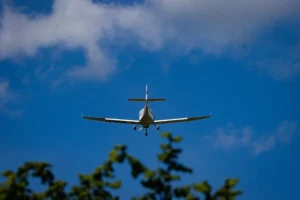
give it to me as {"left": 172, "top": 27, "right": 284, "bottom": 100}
{"left": 154, "top": 114, "right": 211, "bottom": 125}
{"left": 82, "top": 115, "right": 139, "bottom": 124}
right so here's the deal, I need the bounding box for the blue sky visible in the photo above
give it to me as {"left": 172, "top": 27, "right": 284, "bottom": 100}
{"left": 0, "top": 0, "right": 300, "bottom": 199}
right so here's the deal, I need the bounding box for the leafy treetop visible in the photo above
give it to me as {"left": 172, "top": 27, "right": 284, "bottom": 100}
{"left": 0, "top": 132, "right": 242, "bottom": 200}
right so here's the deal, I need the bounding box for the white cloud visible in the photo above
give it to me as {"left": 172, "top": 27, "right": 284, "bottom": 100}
{"left": 0, "top": 78, "right": 21, "bottom": 117}
{"left": 214, "top": 124, "right": 253, "bottom": 149}
{"left": 211, "top": 121, "right": 297, "bottom": 155}
{"left": 0, "top": 0, "right": 299, "bottom": 82}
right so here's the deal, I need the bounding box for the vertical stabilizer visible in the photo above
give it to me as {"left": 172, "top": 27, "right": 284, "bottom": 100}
{"left": 146, "top": 84, "right": 148, "bottom": 104}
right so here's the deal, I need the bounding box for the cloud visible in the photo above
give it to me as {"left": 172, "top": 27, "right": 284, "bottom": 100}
{"left": 213, "top": 124, "right": 253, "bottom": 149}
{"left": 35, "top": 64, "right": 55, "bottom": 80}
{"left": 255, "top": 41, "right": 300, "bottom": 80}
{"left": 0, "top": 78, "right": 22, "bottom": 117}
{"left": 210, "top": 121, "right": 297, "bottom": 155}
{"left": 0, "top": 0, "right": 300, "bottom": 82}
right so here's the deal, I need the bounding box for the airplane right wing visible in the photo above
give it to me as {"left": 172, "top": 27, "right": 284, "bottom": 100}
{"left": 154, "top": 114, "right": 211, "bottom": 125}
{"left": 82, "top": 115, "right": 139, "bottom": 124}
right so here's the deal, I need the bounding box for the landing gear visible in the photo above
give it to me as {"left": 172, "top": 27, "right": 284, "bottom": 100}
{"left": 145, "top": 128, "right": 148, "bottom": 136}
{"left": 133, "top": 124, "right": 138, "bottom": 130}
{"left": 156, "top": 125, "right": 160, "bottom": 130}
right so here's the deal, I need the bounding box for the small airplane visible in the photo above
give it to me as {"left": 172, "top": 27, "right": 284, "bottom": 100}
{"left": 82, "top": 85, "right": 211, "bottom": 136}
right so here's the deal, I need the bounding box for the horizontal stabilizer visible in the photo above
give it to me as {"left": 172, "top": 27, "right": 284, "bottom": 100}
{"left": 128, "top": 98, "right": 166, "bottom": 102}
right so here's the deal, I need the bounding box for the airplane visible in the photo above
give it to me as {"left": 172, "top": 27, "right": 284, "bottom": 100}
{"left": 82, "top": 85, "right": 211, "bottom": 136}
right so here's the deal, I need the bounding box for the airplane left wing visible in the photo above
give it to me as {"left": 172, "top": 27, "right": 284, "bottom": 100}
{"left": 154, "top": 114, "right": 211, "bottom": 125}
{"left": 82, "top": 115, "right": 139, "bottom": 124}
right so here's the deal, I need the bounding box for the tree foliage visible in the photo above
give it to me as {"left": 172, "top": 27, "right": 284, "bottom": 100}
{"left": 0, "top": 132, "right": 242, "bottom": 200}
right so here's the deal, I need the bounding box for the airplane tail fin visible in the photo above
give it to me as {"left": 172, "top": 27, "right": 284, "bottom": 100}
{"left": 128, "top": 84, "right": 166, "bottom": 102}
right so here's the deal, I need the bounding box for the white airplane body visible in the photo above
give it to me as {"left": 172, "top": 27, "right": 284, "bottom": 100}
{"left": 82, "top": 85, "right": 211, "bottom": 136}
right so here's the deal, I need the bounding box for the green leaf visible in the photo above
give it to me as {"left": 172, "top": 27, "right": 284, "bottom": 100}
{"left": 110, "top": 180, "right": 122, "bottom": 189}
{"left": 103, "top": 161, "right": 113, "bottom": 172}
{"left": 2, "top": 170, "right": 14, "bottom": 177}
{"left": 144, "top": 170, "right": 155, "bottom": 178}
{"left": 160, "top": 132, "right": 171, "bottom": 138}
{"left": 160, "top": 144, "right": 169, "bottom": 150}
{"left": 187, "top": 194, "right": 198, "bottom": 200}
{"left": 109, "top": 149, "right": 119, "bottom": 162}
{"left": 114, "top": 145, "right": 127, "bottom": 151}
{"left": 93, "top": 166, "right": 103, "bottom": 173}
{"left": 157, "top": 153, "right": 167, "bottom": 162}
{"left": 127, "top": 156, "right": 146, "bottom": 178}
{"left": 226, "top": 178, "right": 239, "bottom": 188}
{"left": 173, "top": 136, "right": 183, "bottom": 143}
{"left": 174, "top": 185, "right": 192, "bottom": 197}
{"left": 193, "top": 181, "right": 211, "bottom": 193}
{"left": 231, "top": 190, "right": 243, "bottom": 196}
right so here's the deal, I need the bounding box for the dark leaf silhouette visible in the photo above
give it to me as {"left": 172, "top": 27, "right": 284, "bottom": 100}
{"left": 0, "top": 132, "right": 242, "bottom": 199}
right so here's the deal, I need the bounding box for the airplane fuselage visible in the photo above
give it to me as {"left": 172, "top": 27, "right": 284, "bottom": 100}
{"left": 138, "top": 104, "right": 155, "bottom": 128}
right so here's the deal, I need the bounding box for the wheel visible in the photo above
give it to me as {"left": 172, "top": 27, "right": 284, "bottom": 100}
{"left": 145, "top": 132, "right": 148, "bottom": 136}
